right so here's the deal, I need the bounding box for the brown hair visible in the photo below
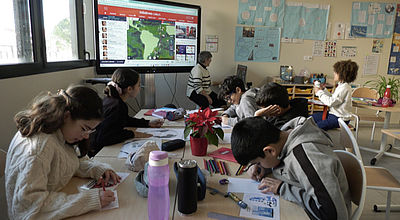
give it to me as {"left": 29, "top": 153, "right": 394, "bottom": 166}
{"left": 104, "top": 68, "right": 140, "bottom": 98}
{"left": 333, "top": 60, "right": 358, "bottom": 83}
{"left": 15, "top": 85, "right": 102, "bottom": 137}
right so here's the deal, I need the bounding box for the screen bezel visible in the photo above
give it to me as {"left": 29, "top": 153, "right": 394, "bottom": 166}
{"left": 94, "top": 0, "right": 201, "bottom": 75}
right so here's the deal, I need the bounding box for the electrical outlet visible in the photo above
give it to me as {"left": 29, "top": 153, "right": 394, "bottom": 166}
{"left": 304, "top": 56, "right": 313, "bottom": 61}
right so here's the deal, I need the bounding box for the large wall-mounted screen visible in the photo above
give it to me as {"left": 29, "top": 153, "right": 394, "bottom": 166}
{"left": 95, "top": 0, "right": 201, "bottom": 74}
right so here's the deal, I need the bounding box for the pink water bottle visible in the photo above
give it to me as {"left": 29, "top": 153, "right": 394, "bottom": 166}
{"left": 148, "top": 151, "right": 170, "bottom": 220}
{"left": 382, "top": 85, "right": 391, "bottom": 107}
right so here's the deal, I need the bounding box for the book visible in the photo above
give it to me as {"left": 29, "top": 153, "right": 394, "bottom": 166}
{"left": 208, "top": 147, "right": 237, "bottom": 163}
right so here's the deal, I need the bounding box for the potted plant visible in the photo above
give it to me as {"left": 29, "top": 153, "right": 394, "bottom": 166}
{"left": 184, "top": 108, "right": 224, "bottom": 156}
{"left": 364, "top": 76, "right": 400, "bottom": 104}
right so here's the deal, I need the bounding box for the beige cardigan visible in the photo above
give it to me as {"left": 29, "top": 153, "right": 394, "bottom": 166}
{"left": 5, "top": 130, "right": 114, "bottom": 219}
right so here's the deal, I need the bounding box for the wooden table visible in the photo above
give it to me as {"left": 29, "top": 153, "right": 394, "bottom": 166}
{"left": 352, "top": 103, "right": 400, "bottom": 165}
{"left": 64, "top": 109, "right": 308, "bottom": 219}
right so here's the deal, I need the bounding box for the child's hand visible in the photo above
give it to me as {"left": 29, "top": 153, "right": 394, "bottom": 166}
{"left": 149, "top": 119, "right": 164, "bottom": 128}
{"left": 258, "top": 177, "right": 282, "bottom": 195}
{"left": 99, "top": 190, "right": 115, "bottom": 208}
{"left": 102, "top": 170, "right": 121, "bottom": 186}
{"left": 247, "top": 163, "right": 264, "bottom": 181}
{"left": 313, "top": 87, "right": 322, "bottom": 93}
{"left": 254, "top": 105, "right": 280, "bottom": 117}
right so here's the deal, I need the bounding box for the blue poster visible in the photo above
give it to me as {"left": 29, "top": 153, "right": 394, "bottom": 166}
{"left": 388, "top": 4, "right": 400, "bottom": 75}
{"left": 234, "top": 26, "right": 281, "bottom": 62}
{"left": 237, "top": 0, "right": 285, "bottom": 27}
{"left": 282, "top": 3, "right": 330, "bottom": 40}
{"left": 351, "top": 2, "right": 397, "bottom": 38}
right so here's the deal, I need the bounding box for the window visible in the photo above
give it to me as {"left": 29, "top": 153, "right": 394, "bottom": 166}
{"left": 0, "top": 0, "right": 91, "bottom": 79}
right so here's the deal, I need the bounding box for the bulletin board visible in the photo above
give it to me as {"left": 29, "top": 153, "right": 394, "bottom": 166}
{"left": 388, "top": 4, "right": 400, "bottom": 75}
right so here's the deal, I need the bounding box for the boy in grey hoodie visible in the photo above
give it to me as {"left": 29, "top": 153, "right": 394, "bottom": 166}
{"left": 231, "top": 116, "right": 351, "bottom": 220}
{"left": 219, "top": 76, "right": 259, "bottom": 127}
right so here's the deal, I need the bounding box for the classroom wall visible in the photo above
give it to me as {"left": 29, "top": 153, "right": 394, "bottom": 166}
{"left": 176, "top": 0, "right": 399, "bottom": 86}
{"left": 0, "top": 67, "right": 96, "bottom": 151}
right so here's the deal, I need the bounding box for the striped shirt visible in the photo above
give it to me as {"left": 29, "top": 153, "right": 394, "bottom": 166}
{"left": 186, "top": 63, "right": 212, "bottom": 96}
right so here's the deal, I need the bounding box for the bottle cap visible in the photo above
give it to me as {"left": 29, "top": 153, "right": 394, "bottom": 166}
{"left": 387, "top": 85, "right": 391, "bottom": 88}
{"left": 178, "top": 159, "right": 197, "bottom": 169}
{"left": 149, "top": 151, "right": 168, "bottom": 166}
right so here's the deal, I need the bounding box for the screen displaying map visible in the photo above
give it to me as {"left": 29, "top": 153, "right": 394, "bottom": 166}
{"left": 96, "top": 0, "right": 200, "bottom": 73}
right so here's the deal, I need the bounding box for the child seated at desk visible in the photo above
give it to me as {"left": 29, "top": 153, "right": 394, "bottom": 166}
{"left": 231, "top": 117, "right": 351, "bottom": 220}
{"left": 254, "top": 82, "right": 308, "bottom": 128}
{"left": 312, "top": 60, "right": 358, "bottom": 130}
{"left": 5, "top": 85, "right": 120, "bottom": 219}
{"left": 89, "top": 68, "right": 163, "bottom": 157}
{"left": 219, "top": 75, "right": 259, "bottom": 126}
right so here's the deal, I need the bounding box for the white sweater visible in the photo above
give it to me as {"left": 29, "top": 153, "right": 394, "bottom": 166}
{"left": 316, "top": 82, "right": 353, "bottom": 121}
{"left": 5, "top": 130, "right": 114, "bottom": 219}
{"left": 186, "top": 63, "right": 212, "bottom": 96}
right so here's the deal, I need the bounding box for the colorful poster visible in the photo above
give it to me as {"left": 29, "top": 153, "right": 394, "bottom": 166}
{"left": 282, "top": 2, "right": 330, "bottom": 40}
{"left": 237, "top": 0, "right": 285, "bottom": 27}
{"left": 351, "top": 2, "right": 397, "bottom": 38}
{"left": 235, "top": 26, "right": 281, "bottom": 62}
{"left": 341, "top": 46, "right": 357, "bottom": 58}
{"left": 372, "top": 39, "right": 384, "bottom": 53}
{"left": 388, "top": 4, "right": 400, "bottom": 75}
{"left": 324, "top": 41, "right": 337, "bottom": 57}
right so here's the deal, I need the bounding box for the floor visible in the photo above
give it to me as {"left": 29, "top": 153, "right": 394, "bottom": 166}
{"left": 332, "top": 122, "right": 400, "bottom": 220}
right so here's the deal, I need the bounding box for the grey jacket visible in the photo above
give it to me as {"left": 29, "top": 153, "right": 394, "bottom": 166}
{"left": 275, "top": 117, "right": 351, "bottom": 220}
{"left": 222, "top": 88, "right": 259, "bottom": 126}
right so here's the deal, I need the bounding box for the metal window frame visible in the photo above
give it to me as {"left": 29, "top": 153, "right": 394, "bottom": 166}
{"left": 0, "top": 0, "right": 93, "bottom": 79}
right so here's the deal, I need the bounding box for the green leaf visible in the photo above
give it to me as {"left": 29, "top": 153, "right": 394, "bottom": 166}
{"left": 215, "top": 128, "right": 224, "bottom": 140}
{"left": 184, "top": 126, "right": 192, "bottom": 139}
{"left": 205, "top": 132, "right": 218, "bottom": 146}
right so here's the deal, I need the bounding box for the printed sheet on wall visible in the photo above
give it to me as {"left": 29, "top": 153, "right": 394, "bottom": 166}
{"left": 388, "top": 4, "right": 400, "bottom": 75}
{"left": 237, "top": 0, "right": 285, "bottom": 27}
{"left": 282, "top": 2, "right": 330, "bottom": 40}
{"left": 350, "top": 2, "right": 397, "bottom": 38}
{"left": 234, "top": 26, "right": 281, "bottom": 62}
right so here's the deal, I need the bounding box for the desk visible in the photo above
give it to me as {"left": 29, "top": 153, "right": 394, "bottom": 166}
{"left": 64, "top": 109, "right": 307, "bottom": 219}
{"left": 352, "top": 103, "right": 400, "bottom": 165}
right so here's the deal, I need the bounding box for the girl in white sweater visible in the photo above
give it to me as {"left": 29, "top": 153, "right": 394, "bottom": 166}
{"left": 5, "top": 85, "right": 120, "bottom": 219}
{"left": 312, "top": 60, "right": 358, "bottom": 130}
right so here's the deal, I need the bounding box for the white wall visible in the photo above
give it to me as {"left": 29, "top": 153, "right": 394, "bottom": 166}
{"left": 0, "top": 67, "right": 96, "bottom": 151}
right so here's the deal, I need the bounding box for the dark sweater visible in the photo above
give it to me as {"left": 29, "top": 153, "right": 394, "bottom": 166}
{"left": 265, "top": 98, "right": 309, "bottom": 129}
{"left": 89, "top": 96, "right": 149, "bottom": 157}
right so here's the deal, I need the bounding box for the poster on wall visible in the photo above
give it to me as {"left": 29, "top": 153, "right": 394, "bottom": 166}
{"left": 234, "top": 26, "right": 281, "bottom": 62}
{"left": 237, "top": 0, "right": 285, "bottom": 27}
{"left": 350, "top": 2, "right": 397, "bottom": 38}
{"left": 324, "top": 41, "right": 337, "bottom": 57}
{"left": 372, "top": 39, "right": 384, "bottom": 53}
{"left": 282, "top": 2, "right": 330, "bottom": 40}
{"left": 388, "top": 4, "right": 400, "bottom": 75}
{"left": 341, "top": 46, "right": 357, "bottom": 57}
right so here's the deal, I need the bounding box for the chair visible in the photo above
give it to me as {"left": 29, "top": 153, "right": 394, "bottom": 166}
{"left": 351, "top": 87, "right": 384, "bottom": 142}
{"left": 334, "top": 150, "right": 366, "bottom": 220}
{"left": 338, "top": 118, "right": 400, "bottom": 220}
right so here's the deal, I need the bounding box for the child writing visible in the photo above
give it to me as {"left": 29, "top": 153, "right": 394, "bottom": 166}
{"left": 312, "top": 60, "right": 358, "bottom": 130}
{"left": 231, "top": 117, "right": 351, "bottom": 220}
{"left": 219, "top": 75, "right": 259, "bottom": 126}
{"left": 6, "top": 85, "right": 120, "bottom": 219}
{"left": 89, "top": 68, "right": 163, "bottom": 157}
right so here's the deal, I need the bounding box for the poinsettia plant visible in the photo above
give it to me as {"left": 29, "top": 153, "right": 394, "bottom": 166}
{"left": 184, "top": 107, "right": 224, "bottom": 146}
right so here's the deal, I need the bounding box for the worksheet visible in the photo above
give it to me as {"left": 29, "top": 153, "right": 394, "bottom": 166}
{"left": 240, "top": 193, "right": 280, "bottom": 220}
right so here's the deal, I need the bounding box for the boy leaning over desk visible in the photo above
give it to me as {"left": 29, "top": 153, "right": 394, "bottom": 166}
{"left": 231, "top": 116, "right": 351, "bottom": 220}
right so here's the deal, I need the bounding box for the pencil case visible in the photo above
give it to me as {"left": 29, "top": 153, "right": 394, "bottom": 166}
{"left": 161, "top": 139, "right": 185, "bottom": 151}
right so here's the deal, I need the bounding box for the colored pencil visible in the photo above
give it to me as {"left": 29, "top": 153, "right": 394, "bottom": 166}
{"left": 217, "top": 161, "right": 224, "bottom": 175}
{"left": 235, "top": 165, "right": 242, "bottom": 176}
{"left": 203, "top": 159, "right": 208, "bottom": 171}
{"left": 223, "top": 161, "right": 230, "bottom": 176}
{"left": 212, "top": 159, "right": 219, "bottom": 173}
{"left": 209, "top": 160, "right": 216, "bottom": 173}
{"left": 239, "top": 165, "right": 246, "bottom": 175}
{"left": 220, "top": 161, "right": 227, "bottom": 175}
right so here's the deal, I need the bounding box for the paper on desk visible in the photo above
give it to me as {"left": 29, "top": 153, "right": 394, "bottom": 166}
{"left": 240, "top": 193, "right": 280, "bottom": 220}
{"left": 80, "top": 172, "right": 130, "bottom": 191}
{"left": 228, "top": 178, "right": 262, "bottom": 194}
{"left": 101, "top": 189, "right": 119, "bottom": 211}
{"left": 118, "top": 139, "right": 161, "bottom": 158}
{"left": 135, "top": 128, "right": 184, "bottom": 140}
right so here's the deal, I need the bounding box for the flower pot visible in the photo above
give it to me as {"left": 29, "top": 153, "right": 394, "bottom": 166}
{"left": 190, "top": 136, "right": 208, "bottom": 156}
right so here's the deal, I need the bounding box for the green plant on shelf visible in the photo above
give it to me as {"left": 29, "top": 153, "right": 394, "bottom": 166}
{"left": 364, "top": 76, "right": 400, "bottom": 101}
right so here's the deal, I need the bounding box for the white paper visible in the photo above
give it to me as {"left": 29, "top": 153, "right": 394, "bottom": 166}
{"left": 80, "top": 172, "right": 130, "bottom": 191}
{"left": 341, "top": 46, "right": 357, "bottom": 58}
{"left": 312, "top": 41, "right": 325, "bottom": 57}
{"left": 135, "top": 128, "right": 184, "bottom": 140}
{"left": 240, "top": 193, "right": 280, "bottom": 220}
{"left": 101, "top": 190, "right": 119, "bottom": 211}
{"left": 118, "top": 139, "right": 161, "bottom": 158}
{"left": 333, "top": 23, "right": 345, "bottom": 40}
{"left": 363, "top": 55, "right": 379, "bottom": 76}
{"left": 345, "top": 24, "right": 355, "bottom": 40}
{"left": 358, "top": 11, "right": 366, "bottom": 23}
{"left": 353, "top": 2, "right": 360, "bottom": 10}
{"left": 220, "top": 132, "right": 232, "bottom": 144}
{"left": 376, "top": 24, "right": 383, "bottom": 35}
{"left": 228, "top": 177, "right": 263, "bottom": 194}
